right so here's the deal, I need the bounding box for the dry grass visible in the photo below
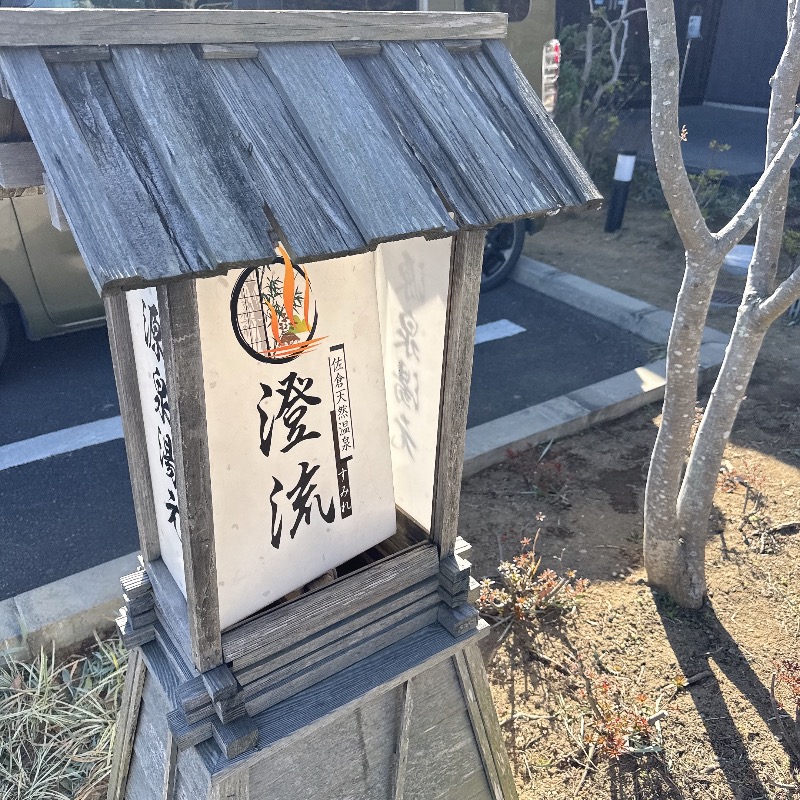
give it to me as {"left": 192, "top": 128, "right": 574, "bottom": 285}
{"left": 0, "top": 636, "right": 127, "bottom": 800}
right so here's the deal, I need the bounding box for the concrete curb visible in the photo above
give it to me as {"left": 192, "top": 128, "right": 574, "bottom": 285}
{"left": 0, "top": 258, "right": 729, "bottom": 658}
{"left": 0, "top": 551, "right": 139, "bottom": 660}
{"left": 463, "top": 257, "right": 729, "bottom": 478}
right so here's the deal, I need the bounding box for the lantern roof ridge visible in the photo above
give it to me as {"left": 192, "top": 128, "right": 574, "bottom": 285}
{"left": 0, "top": 10, "right": 600, "bottom": 293}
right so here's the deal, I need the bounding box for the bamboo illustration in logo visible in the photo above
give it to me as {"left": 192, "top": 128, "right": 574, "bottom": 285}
{"left": 231, "top": 244, "right": 322, "bottom": 364}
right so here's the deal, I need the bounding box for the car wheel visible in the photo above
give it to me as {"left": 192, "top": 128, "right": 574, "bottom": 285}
{"left": 480, "top": 220, "right": 527, "bottom": 293}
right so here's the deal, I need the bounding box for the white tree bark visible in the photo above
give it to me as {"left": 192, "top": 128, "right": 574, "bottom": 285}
{"left": 644, "top": 0, "right": 800, "bottom": 607}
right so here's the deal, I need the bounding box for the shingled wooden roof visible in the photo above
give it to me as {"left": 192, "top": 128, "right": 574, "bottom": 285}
{"left": 0, "top": 10, "right": 600, "bottom": 293}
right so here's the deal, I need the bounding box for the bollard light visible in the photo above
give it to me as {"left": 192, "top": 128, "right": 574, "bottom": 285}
{"left": 605, "top": 151, "right": 637, "bottom": 233}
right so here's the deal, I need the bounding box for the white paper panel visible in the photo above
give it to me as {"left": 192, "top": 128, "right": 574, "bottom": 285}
{"left": 125, "top": 288, "right": 186, "bottom": 594}
{"left": 376, "top": 237, "right": 452, "bottom": 531}
{"left": 196, "top": 253, "right": 397, "bottom": 630}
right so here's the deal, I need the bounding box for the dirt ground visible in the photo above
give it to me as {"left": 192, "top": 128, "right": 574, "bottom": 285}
{"left": 459, "top": 204, "right": 800, "bottom": 799}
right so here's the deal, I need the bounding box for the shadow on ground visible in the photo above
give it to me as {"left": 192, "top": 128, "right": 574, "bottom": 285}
{"left": 654, "top": 594, "right": 788, "bottom": 798}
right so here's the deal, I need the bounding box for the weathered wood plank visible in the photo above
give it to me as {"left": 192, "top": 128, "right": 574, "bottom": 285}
{"left": 202, "top": 664, "right": 238, "bottom": 703}
{"left": 257, "top": 42, "right": 454, "bottom": 246}
{"left": 431, "top": 231, "right": 484, "bottom": 556}
{"left": 346, "top": 54, "right": 482, "bottom": 226}
{"left": 382, "top": 41, "right": 547, "bottom": 222}
{"left": 455, "top": 49, "right": 578, "bottom": 208}
{"left": 140, "top": 638, "right": 185, "bottom": 705}
{"left": 198, "top": 43, "right": 258, "bottom": 59}
{"left": 153, "top": 623, "right": 196, "bottom": 684}
{"left": 106, "top": 647, "right": 147, "bottom": 800}
{"left": 461, "top": 644, "right": 518, "bottom": 800}
{"left": 0, "top": 141, "right": 42, "bottom": 188}
{"left": 444, "top": 39, "right": 482, "bottom": 53}
{"left": 394, "top": 679, "right": 413, "bottom": 800}
{"left": 334, "top": 40, "right": 382, "bottom": 57}
{"left": 202, "top": 55, "right": 364, "bottom": 262}
{"left": 222, "top": 543, "right": 438, "bottom": 663}
{"left": 454, "top": 651, "right": 503, "bottom": 800}
{"left": 168, "top": 707, "right": 213, "bottom": 750}
{"left": 396, "top": 507, "right": 431, "bottom": 542}
{"left": 402, "top": 654, "right": 491, "bottom": 800}
{"left": 125, "top": 675, "right": 171, "bottom": 800}
{"left": 0, "top": 49, "right": 190, "bottom": 291}
{"left": 240, "top": 593, "right": 439, "bottom": 701}
{"left": 110, "top": 45, "right": 274, "bottom": 271}
{"left": 161, "top": 731, "right": 178, "bottom": 800}
{"left": 52, "top": 58, "right": 210, "bottom": 281}
{"left": 0, "top": 97, "right": 16, "bottom": 138}
{"left": 0, "top": 9, "right": 507, "bottom": 47}
{"left": 158, "top": 280, "right": 222, "bottom": 673}
{"left": 104, "top": 293, "right": 161, "bottom": 563}
{"left": 233, "top": 574, "right": 439, "bottom": 680}
{"left": 349, "top": 53, "right": 487, "bottom": 226}
{"left": 173, "top": 748, "right": 213, "bottom": 800}
{"left": 437, "top": 603, "right": 479, "bottom": 638}
{"left": 42, "top": 45, "right": 110, "bottom": 62}
{"left": 214, "top": 621, "right": 489, "bottom": 782}
{"left": 454, "top": 536, "right": 473, "bottom": 560}
{"left": 482, "top": 39, "right": 601, "bottom": 208}
{"left": 243, "top": 602, "right": 440, "bottom": 715}
{"left": 121, "top": 569, "right": 150, "bottom": 598}
{"left": 247, "top": 687, "right": 398, "bottom": 800}
{"left": 146, "top": 560, "right": 193, "bottom": 674}
{"left": 209, "top": 770, "right": 249, "bottom": 800}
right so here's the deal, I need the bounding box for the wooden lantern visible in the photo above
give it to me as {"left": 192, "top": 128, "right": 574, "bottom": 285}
{"left": 0, "top": 10, "right": 599, "bottom": 800}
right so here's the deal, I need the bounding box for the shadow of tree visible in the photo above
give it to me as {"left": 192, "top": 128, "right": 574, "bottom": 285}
{"left": 609, "top": 754, "right": 686, "bottom": 800}
{"left": 654, "top": 592, "right": 785, "bottom": 798}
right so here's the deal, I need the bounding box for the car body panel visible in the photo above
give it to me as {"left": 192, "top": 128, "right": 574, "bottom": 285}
{"left": 12, "top": 193, "right": 103, "bottom": 327}
{"left": 0, "top": 193, "right": 104, "bottom": 340}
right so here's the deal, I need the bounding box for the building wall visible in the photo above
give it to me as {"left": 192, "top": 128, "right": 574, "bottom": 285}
{"left": 703, "top": 0, "right": 786, "bottom": 108}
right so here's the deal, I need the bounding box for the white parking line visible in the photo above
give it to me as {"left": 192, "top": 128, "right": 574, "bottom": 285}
{"left": 475, "top": 319, "right": 526, "bottom": 345}
{"left": 0, "top": 416, "right": 124, "bottom": 472}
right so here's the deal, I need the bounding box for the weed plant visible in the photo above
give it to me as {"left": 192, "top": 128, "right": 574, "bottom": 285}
{"left": 477, "top": 532, "right": 589, "bottom": 624}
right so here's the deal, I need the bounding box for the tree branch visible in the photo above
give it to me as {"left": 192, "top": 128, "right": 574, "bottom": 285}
{"left": 756, "top": 263, "right": 800, "bottom": 325}
{"left": 645, "top": 0, "right": 713, "bottom": 252}
{"left": 714, "top": 115, "right": 800, "bottom": 253}
{"left": 742, "top": 4, "right": 800, "bottom": 298}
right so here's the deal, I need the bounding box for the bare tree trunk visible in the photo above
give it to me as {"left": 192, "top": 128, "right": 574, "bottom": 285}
{"left": 643, "top": 0, "right": 800, "bottom": 607}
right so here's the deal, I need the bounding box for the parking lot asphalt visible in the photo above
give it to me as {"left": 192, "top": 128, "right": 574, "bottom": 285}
{"left": 469, "top": 281, "right": 653, "bottom": 429}
{"left": 0, "top": 326, "right": 138, "bottom": 600}
{"left": 0, "top": 278, "right": 654, "bottom": 599}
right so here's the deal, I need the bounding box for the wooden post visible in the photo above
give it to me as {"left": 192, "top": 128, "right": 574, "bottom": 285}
{"left": 431, "top": 229, "right": 485, "bottom": 557}
{"left": 158, "top": 280, "right": 223, "bottom": 673}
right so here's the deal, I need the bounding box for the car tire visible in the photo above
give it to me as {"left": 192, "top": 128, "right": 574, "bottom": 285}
{"left": 480, "top": 220, "right": 527, "bottom": 293}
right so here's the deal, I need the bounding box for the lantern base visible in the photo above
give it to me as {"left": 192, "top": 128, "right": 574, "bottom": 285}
{"left": 109, "top": 619, "right": 517, "bottom": 800}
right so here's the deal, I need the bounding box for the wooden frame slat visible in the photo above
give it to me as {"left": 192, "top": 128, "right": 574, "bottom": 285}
{"left": 459, "top": 644, "right": 519, "bottom": 799}
{"left": 0, "top": 9, "right": 507, "bottom": 47}
{"left": 106, "top": 647, "right": 147, "bottom": 800}
{"left": 431, "top": 230, "right": 485, "bottom": 556}
{"left": 158, "top": 281, "right": 222, "bottom": 673}
{"left": 0, "top": 141, "right": 43, "bottom": 189}
{"left": 393, "top": 679, "right": 413, "bottom": 800}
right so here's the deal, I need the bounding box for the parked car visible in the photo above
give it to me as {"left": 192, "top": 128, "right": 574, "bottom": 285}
{"left": 0, "top": 188, "right": 104, "bottom": 367}
{"left": 480, "top": 217, "right": 546, "bottom": 292}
